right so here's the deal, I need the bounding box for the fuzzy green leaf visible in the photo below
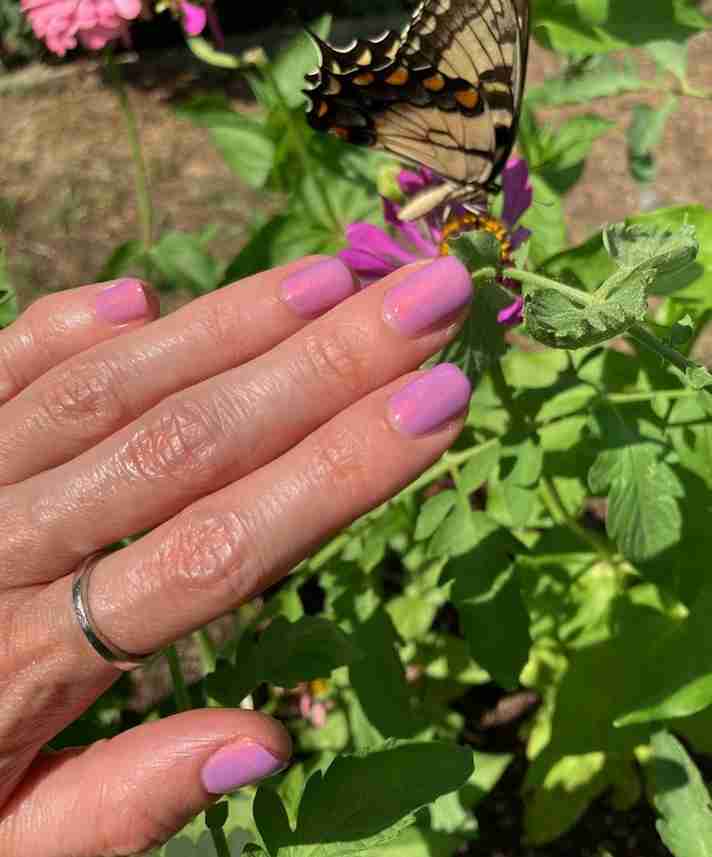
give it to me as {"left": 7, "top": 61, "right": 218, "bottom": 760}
{"left": 589, "top": 443, "right": 683, "bottom": 561}
{"left": 650, "top": 731, "right": 712, "bottom": 857}
{"left": 254, "top": 742, "right": 474, "bottom": 857}
{"left": 524, "top": 281, "right": 647, "bottom": 349}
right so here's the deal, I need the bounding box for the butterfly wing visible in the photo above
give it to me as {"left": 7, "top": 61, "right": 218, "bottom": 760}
{"left": 305, "top": 1, "right": 529, "bottom": 209}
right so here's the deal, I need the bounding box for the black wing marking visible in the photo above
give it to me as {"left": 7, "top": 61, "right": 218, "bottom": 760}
{"left": 304, "top": 1, "right": 529, "bottom": 196}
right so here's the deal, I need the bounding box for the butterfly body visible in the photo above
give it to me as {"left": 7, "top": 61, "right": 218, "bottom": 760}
{"left": 304, "top": 0, "right": 530, "bottom": 221}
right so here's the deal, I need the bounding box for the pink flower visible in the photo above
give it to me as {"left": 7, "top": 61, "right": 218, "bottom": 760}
{"left": 180, "top": 0, "right": 206, "bottom": 36}
{"left": 21, "top": 0, "right": 142, "bottom": 56}
{"left": 340, "top": 158, "right": 533, "bottom": 325}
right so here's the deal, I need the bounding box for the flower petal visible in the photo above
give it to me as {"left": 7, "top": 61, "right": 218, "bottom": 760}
{"left": 501, "top": 157, "right": 533, "bottom": 228}
{"left": 497, "top": 296, "right": 524, "bottom": 326}
{"left": 510, "top": 225, "right": 531, "bottom": 251}
{"left": 180, "top": 0, "right": 207, "bottom": 36}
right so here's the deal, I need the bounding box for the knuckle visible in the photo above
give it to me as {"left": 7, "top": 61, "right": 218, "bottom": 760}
{"left": 299, "top": 322, "right": 373, "bottom": 397}
{"left": 37, "top": 357, "right": 127, "bottom": 438}
{"left": 159, "top": 506, "right": 267, "bottom": 604}
{"left": 118, "top": 395, "right": 226, "bottom": 491}
{"left": 307, "top": 421, "right": 372, "bottom": 493}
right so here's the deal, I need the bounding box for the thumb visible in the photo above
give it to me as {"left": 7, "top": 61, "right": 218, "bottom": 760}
{"left": 1, "top": 709, "right": 291, "bottom": 857}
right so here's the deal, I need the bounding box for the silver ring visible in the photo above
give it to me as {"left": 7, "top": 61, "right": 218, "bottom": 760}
{"left": 72, "top": 551, "right": 156, "bottom": 672}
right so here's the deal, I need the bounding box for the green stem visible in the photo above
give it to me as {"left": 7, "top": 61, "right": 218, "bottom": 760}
{"left": 197, "top": 627, "right": 218, "bottom": 674}
{"left": 209, "top": 827, "right": 231, "bottom": 857}
{"left": 107, "top": 53, "right": 154, "bottom": 252}
{"left": 261, "top": 65, "right": 339, "bottom": 227}
{"left": 606, "top": 388, "right": 698, "bottom": 405}
{"left": 540, "top": 476, "right": 619, "bottom": 566}
{"left": 166, "top": 645, "right": 192, "bottom": 713}
{"left": 627, "top": 322, "right": 699, "bottom": 376}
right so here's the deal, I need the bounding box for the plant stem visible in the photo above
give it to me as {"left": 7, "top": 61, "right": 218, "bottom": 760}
{"left": 108, "top": 53, "right": 154, "bottom": 252}
{"left": 197, "top": 627, "right": 218, "bottom": 674}
{"left": 166, "top": 645, "right": 191, "bottom": 712}
{"left": 540, "top": 476, "right": 619, "bottom": 565}
{"left": 627, "top": 322, "right": 700, "bottom": 376}
{"left": 606, "top": 388, "right": 698, "bottom": 405}
{"left": 209, "top": 828, "right": 231, "bottom": 857}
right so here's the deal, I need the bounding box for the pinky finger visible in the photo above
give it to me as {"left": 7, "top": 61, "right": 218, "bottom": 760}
{"left": 0, "top": 278, "right": 159, "bottom": 406}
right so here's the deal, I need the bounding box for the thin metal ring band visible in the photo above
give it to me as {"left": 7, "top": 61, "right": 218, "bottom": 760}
{"left": 72, "top": 551, "right": 156, "bottom": 672}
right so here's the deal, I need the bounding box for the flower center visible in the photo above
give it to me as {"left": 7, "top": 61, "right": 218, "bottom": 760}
{"left": 438, "top": 212, "right": 514, "bottom": 265}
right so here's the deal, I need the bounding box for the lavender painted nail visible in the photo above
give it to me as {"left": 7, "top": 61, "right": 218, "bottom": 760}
{"left": 281, "top": 258, "right": 357, "bottom": 319}
{"left": 201, "top": 740, "right": 285, "bottom": 795}
{"left": 383, "top": 256, "right": 472, "bottom": 337}
{"left": 95, "top": 278, "right": 151, "bottom": 325}
{"left": 388, "top": 364, "right": 472, "bottom": 437}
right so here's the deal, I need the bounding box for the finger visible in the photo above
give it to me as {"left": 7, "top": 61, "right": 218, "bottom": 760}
{"left": 82, "top": 364, "right": 472, "bottom": 654}
{"left": 0, "top": 278, "right": 159, "bottom": 408}
{"left": 0, "top": 709, "right": 290, "bottom": 857}
{"left": 5, "top": 258, "right": 471, "bottom": 585}
{"left": 0, "top": 256, "right": 356, "bottom": 484}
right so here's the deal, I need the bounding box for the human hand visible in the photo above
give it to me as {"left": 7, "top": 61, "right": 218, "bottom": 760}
{"left": 0, "top": 255, "right": 473, "bottom": 856}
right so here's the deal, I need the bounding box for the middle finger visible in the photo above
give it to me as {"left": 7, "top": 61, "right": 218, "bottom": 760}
{"left": 4, "top": 257, "right": 473, "bottom": 586}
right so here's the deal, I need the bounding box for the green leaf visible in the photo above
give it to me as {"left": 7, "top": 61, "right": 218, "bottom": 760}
{"left": 253, "top": 742, "right": 474, "bottom": 857}
{"left": 259, "top": 616, "right": 363, "bottom": 687}
{"left": 222, "top": 214, "right": 292, "bottom": 283}
{"left": 524, "top": 281, "right": 647, "bottom": 349}
{"left": 206, "top": 617, "right": 362, "bottom": 706}
{"left": 646, "top": 40, "right": 689, "bottom": 81}
{"left": 459, "top": 440, "right": 501, "bottom": 493}
{"left": 414, "top": 492, "right": 457, "bottom": 542}
{"left": 96, "top": 239, "right": 145, "bottom": 283}
{"left": 527, "top": 56, "right": 642, "bottom": 107}
{"left": 439, "top": 281, "right": 510, "bottom": 381}
{"left": 524, "top": 752, "right": 610, "bottom": 845}
{"left": 210, "top": 124, "right": 277, "bottom": 189}
{"left": 542, "top": 207, "right": 712, "bottom": 307}
{"left": 534, "top": 0, "right": 707, "bottom": 53}
{"left": 615, "top": 582, "right": 712, "bottom": 726}
{"left": 628, "top": 97, "right": 678, "bottom": 184}
{"left": 519, "top": 173, "right": 567, "bottom": 268}
{"left": 177, "top": 98, "right": 277, "bottom": 189}
{"left": 649, "top": 731, "right": 712, "bottom": 857}
{"left": 450, "top": 230, "right": 502, "bottom": 270}
{"left": 589, "top": 442, "right": 683, "bottom": 561}
{"left": 428, "top": 503, "right": 497, "bottom": 558}
{"left": 448, "top": 524, "right": 530, "bottom": 690}
{"left": 271, "top": 15, "right": 332, "bottom": 108}
{"left": 606, "top": 220, "right": 697, "bottom": 267}
{"left": 349, "top": 608, "right": 428, "bottom": 739}
{"left": 149, "top": 231, "right": 222, "bottom": 295}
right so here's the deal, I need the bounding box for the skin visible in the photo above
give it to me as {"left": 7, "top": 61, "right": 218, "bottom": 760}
{"left": 0, "top": 257, "right": 471, "bottom": 857}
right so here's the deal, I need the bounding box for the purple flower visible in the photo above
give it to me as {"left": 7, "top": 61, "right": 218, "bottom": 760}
{"left": 339, "top": 158, "right": 533, "bottom": 325}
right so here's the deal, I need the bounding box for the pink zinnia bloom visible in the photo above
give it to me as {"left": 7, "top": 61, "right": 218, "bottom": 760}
{"left": 21, "top": 0, "right": 142, "bottom": 56}
{"left": 180, "top": 0, "right": 206, "bottom": 36}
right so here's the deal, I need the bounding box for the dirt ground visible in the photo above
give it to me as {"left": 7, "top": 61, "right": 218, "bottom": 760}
{"left": 1, "top": 26, "right": 712, "bottom": 308}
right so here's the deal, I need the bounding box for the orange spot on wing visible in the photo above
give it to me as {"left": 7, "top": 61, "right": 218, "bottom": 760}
{"left": 353, "top": 72, "right": 376, "bottom": 86}
{"left": 423, "top": 73, "right": 445, "bottom": 92}
{"left": 317, "top": 101, "right": 329, "bottom": 118}
{"left": 329, "top": 127, "right": 350, "bottom": 141}
{"left": 455, "top": 88, "right": 480, "bottom": 110}
{"left": 386, "top": 67, "right": 409, "bottom": 86}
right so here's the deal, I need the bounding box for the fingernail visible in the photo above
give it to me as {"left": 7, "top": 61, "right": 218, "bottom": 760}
{"left": 383, "top": 257, "right": 472, "bottom": 337}
{"left": 95, "top": 279, "right": 152, "bottom": 325}
{"left": 201, "top": 741, "right": 286, "bottom": 794}
{"left": 281, "top": 258, "right": 357, "bottom": 319}
{"left": 388, "top": 363, "right": 472, "bottom": 437}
